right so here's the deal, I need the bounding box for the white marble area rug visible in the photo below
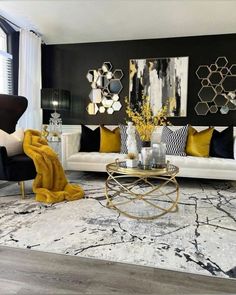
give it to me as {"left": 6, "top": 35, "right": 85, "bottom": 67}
{"left": 0, "top": 172, "right": 236, "bottom": 279}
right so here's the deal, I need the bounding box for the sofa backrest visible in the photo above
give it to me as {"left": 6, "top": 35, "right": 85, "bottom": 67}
{"left": 152, "top": 126, "right": 236, "bottom": 143}
{"left": 0, "top": 94, "right": 28, "bottom": 133}
{"left": 62, "top": 125, "right": 236, "bottom": 141}
{"left": 62, "top": 125, "right": 118, "bottom": 133}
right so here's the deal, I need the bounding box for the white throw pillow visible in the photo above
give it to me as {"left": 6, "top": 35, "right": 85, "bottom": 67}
{"left": 0, "top": 129, "right": 24, "bottom": 156}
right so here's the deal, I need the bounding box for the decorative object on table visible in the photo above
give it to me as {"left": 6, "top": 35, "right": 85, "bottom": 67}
{"left": 41, "top": 124, "right": 49, "bottom": 140}
{"left": 86, "top": 62, "right": 123, "bottom": 115}
{"left": 141, "top": 140, "right": 151, "bottom": 147}
{"left": 152, "top": 142, "right": 166, "bottom": 168}
{"left": 50, "top": 131, "right": 61, "bottom": 142}
{"left": 119, "top": 124, "right": 142, "bottom": 154}
{"left": 195, "top": 56, "right": 236, "bottom": 115}
{"left": 126, "top": 121, "right": 138, "bottom": 157}
{"left": 126, "top": 152, "right": 138, "bottom": 168}
{"left": 41, "top": 88, "right": 71, "bottom": 139}
{"left": 140, "top": 147, "right": 153, "bottom": 170}
{"left": 125, "top": 93, "right": 170, "bottom": 144}
{"left": 129, "top": 57, "right": 189, "bottom": 117}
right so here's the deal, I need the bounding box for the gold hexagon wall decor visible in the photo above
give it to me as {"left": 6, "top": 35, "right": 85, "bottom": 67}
{"left": 195, "top": 102, "right": 209, "bottom": 115}
{"left": 112, "top": 101, "right": 122, "bottom": 111}
{"left": 198, "top": 86, "right": 216, "bottom": 102}
{"left": 86, "top": 103, "right": 98, "bottom": 115}
{"left": 209, "top": 105, "right": 218, "bottom": 113}
{"left": 195, "top": 56, "right": 236, "bottom": 115}
{"left": 220, "top": 67, "right": 229, "bottom": 76}
{"left": 196, "top": 65, "right": 211, "bottom": 79}
{"left": 215, "top": 56, "right": 228, "bottom": 68}
{"left": 107, "top": 107, "right": 114, "bottom": 114}
{"left": 214, "top": 94, "right": 228, "bottom": 107}
{"left": 86, "top": 62, "right": 124, "bottom": 115}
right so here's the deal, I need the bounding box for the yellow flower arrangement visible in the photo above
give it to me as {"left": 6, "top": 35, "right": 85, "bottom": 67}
{"left": 125, "top": 95, "right": 170, "bottom": 141}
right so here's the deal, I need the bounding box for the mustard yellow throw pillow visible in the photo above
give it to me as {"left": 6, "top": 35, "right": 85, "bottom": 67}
{"left": 100, "top": 126, "right": 121, "bottom": 153}
{"left": 186, "top": 126, "right": 214, "bottom": 157}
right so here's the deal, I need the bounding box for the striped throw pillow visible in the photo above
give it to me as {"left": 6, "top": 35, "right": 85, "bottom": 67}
{"left": 161, "top": 125, "right": 189, "bottom": 156}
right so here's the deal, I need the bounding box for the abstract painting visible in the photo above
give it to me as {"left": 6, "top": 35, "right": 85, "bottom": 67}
{"left": 129, "top": 57, "right": 189, "bottom": 117}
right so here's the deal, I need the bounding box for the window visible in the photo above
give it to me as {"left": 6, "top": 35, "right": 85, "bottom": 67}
{"left": 0, "top": 26, "right": 13, "bottom": 94}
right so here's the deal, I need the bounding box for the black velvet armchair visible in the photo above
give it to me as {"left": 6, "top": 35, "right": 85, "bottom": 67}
{"left": 0, "top": 94, "right": 36, "bottom": 198}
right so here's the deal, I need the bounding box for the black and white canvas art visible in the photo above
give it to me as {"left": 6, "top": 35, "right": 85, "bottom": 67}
{"left": 129, "top": 57, "right": 189, "bottom": 117}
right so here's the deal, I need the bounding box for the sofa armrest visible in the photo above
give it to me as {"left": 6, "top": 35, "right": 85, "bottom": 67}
{"left": 61, "top": 132, "right": 81, "bottom": 168}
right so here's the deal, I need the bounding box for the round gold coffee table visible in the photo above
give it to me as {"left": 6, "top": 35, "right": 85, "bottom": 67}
{"left": 105, "top": 161, "right": 179, "bottom": 220}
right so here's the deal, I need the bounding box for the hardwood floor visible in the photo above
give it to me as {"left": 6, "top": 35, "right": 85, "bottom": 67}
{"left": 0, "top": 246, "right": 235, "bottom": 294}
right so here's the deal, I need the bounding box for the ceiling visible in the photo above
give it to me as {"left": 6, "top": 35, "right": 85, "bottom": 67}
{"left": 0, "top": 0, "right": 236, "bottom": 44}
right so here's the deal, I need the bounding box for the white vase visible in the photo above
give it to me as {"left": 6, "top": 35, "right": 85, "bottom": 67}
{"left": 126, "top": 122, "right": 138, "bottom": 157}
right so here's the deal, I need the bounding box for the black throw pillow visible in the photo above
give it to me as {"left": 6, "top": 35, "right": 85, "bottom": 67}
{"left": 210, "top": 126, "right": 234, "bottom": 159}
{"left": 79, "top": 125, "right": 100, "bottom": 152}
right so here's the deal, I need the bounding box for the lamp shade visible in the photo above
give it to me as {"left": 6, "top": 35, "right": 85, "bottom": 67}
{"left": 41, "top": 88, "right": 71, "bottom": 111}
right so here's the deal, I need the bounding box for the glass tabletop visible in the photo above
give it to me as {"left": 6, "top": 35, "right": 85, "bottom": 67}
{"left": 106, "top": 160, "right": 179, "bottom": 177}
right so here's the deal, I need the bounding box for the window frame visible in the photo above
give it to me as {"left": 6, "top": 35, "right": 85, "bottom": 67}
{"left": 0, "top": 26, "right": 8, "bottom": 51}
{"left": 0, "top": 18, "right": 19, "bottom": 95}
{"left": 0, "top": 24, "right": 13, "bottom": 94}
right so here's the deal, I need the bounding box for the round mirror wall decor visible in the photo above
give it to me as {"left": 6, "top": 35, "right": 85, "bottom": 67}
{"left": 86, "top": 62, "right": 124, "bottom": 115}
{"left": 195, "top": 56, "right": 236, "bottom": 115}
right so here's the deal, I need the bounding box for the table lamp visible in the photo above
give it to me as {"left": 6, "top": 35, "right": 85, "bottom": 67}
{"left": 41, "top": 88, "right": 71, "bottom": 140}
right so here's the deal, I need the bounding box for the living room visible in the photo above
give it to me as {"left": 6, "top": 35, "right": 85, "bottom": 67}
{"left": 0, "top": 0, "right": 236, "bottom": 294}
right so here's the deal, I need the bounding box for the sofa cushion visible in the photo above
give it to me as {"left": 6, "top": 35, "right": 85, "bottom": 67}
{"left": 0, "top": 128, "right": 24, "bottom": 156}
{"left": 68, "top": 152, "right": 126, "bottom": 164}
{"left": 166, "top": 154, "right": 236, "bottom": 171}
{"left": 80, "top": 125, "right": 100, "bottom": 152}
{"left": 161, "top": 125, "right": 188, "bottom": 156}
{"left": 100, "top": 126, "right": 120, "bottom": 153}
{"left": 119, "top": 124, "right": 142, "bottom": 154}
{"left": 186, "top": 126, "right": 214, "bottom": 157}
{"left": 210, "top": 126, "right": 234, "bottom": 159}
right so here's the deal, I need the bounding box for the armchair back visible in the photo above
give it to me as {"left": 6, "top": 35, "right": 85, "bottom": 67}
{"left": 0, "top": 94, "right": 27, "bottom": 133}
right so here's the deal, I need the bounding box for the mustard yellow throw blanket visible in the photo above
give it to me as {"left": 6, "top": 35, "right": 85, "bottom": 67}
{"left": 23, "top": 129, "right": 84, "bottom": 203}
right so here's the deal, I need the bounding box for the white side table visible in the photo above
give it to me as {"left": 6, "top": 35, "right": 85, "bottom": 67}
{"left": 48, "top": 139, "right": 62, "bottom": 160}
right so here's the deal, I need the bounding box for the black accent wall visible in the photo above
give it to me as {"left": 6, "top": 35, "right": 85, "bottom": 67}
{"left": 42, "top": 34, "right": 236, "bottom": 126}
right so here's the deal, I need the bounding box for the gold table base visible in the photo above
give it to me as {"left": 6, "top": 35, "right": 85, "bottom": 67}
{"left": 105, "top": 162, "right": 179, "bottom": 220}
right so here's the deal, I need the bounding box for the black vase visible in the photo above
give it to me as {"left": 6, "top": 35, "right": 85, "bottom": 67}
{"left": 141, "top": 141, "right": 151, "bottom": 147}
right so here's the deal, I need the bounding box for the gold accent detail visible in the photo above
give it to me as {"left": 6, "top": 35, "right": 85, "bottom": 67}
{"left": 105, "top": 161, "right": 179, "bottom": 220}
{"left": 125, "top": 94, "right": 170, "bottom": 141}
{"left": 18, "top": 181, "right": 25, "bottom": 199}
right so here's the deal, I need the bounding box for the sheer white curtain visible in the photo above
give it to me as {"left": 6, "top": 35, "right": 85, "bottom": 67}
{"left": 17, "top": 29, "right": 42, "bottom": 130}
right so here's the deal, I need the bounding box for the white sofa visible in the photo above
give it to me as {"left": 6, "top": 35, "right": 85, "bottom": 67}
{"left": 61, "top": 126, "right": 236, "bottom": 181}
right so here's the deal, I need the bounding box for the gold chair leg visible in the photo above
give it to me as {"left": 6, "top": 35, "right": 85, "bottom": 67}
{"left": 18, "top": 181, "right": 25, "bottom": 199}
